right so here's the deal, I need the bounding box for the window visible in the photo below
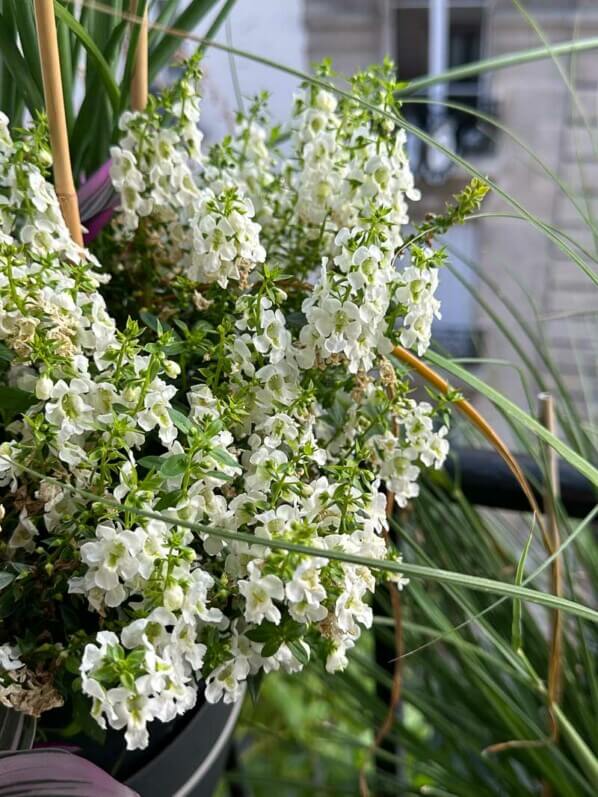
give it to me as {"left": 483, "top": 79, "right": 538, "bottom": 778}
{"left": 391, "top": 1, "right": 495, "bottom": 174}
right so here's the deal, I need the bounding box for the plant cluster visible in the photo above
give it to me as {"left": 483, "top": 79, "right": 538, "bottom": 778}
{"left": 0, "top": 57, "right": 477, "bottom": 750}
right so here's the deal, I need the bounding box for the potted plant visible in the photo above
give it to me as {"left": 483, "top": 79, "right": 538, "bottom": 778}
{"left": 0, "top": 3, "right": 489, "bottom": 794}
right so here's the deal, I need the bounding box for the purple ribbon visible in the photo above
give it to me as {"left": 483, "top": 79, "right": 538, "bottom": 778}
{"left": 77, "top": 160, "right": 119, "bottom": 244}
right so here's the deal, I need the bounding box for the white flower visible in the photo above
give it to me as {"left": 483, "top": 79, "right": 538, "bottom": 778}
{"left": 0, "top": 643, "right": 24, "bottom": 674}
{"left": 77, "top": 521, "right": 146, "bottom": 607}
{"left": 238, "top": 563, "right": 285, "bottom": 625}
{"left": 136, "top": 380, "right": 177, "bottom": 446}
{"left": 205, "top": 657, "right": 250, "bottom": 704}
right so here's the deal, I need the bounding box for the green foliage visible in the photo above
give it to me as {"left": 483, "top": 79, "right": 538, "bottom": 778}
{"left": 0, "top": 0, "right": 234, "bottom": 180}
{"left": 415, "top": 177, "right": 490, "bottom": 239}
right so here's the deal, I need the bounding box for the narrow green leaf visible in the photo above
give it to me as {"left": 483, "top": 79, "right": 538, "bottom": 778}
{"left": 198, "top": 0, "right": 238, "bottom": 56}
{"left": 70, "top": 18, "right": 127, "bottom": 178}
{"left": 137, "top": 455, "right": 164, "bottom": 471}
{"left": 287, "top": 639, "right": 309, "bottom": 666}
{"left": 149, "top": 0, "right": 221, "bottom": 80}
{"left": 424, "top": 350, "right": 598, "bottom": 487}
{"left": 511, "top": 524, "right": 535, "bottom": 652}
{"left": 211, "top": 447, "right": 239, "bottom": 469}
{"left": 148, "top": 0, "right": 182, "bottom": 49}
{"left": 160, "top": 453, "right": 188, "bottom": 478}
{"left": 53, "top": 1, "right": 120, "bottom": 113}
{"left": 204, "top": 470, "right": 234, "bottom": 482}
{"left": 7, "top": 0, "right": 42, "bottom": 96}
{"left": 553, "top": 704, "right": 598, "bottom": 786}
{"left": 0, "top": 572, "right": 15, "bottom": 590}
{"left": 3, "top": 452, "right": 596, "bottom": 625}
{"left": 0, "top": 12, "right": 44, "bottom": 114}
{"left": 168, "top": 407, "right": 194, "bottom": 435}
{"left": 395, "top": 36, "right": 598, "bottom": 97}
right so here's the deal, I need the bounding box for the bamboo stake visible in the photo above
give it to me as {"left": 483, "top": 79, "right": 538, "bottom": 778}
{"left": 34, "top": 0, "right": 83, "bottom": 246}
{"left": 129, "top": 0, "right": 148, "bottom": 111}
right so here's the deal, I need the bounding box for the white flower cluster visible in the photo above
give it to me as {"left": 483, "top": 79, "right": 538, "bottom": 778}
{"left": 0, "top": 114, "right": 81, "bottom": 263}
{"left": 300, "top": 229, "right": 397, "bottom": 374}
{"left": 204, "top": 107, "right": 282, "bottom": 234}
{"left": 293, "top": 87, "right": 418, "bottom": 235}
{"left": 188, "top": 188, "right": 265, "bottom": 287}
{"left": 290, "top": 81, "right": 441, "bottom": 374}
{"left": 110, "top": 58, "right": 264, "bottom": 289}
{"left": 396, "top": 246, "right": 442, "bottom": 356}
{"left": 368, "top": 400, "right": 449, "bottom": 507}
{"left": 0, "top": 58, "right": 454, "bottom": 752}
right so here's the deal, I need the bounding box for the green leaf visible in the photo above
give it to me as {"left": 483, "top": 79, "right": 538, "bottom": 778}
{"left": 198, "top": 0, "right": 238, "bottom": 56}
{"left": 261, "top": 639, "right": 282, "bottom": 658}
{"left": 149, "top": 0, "right": 221, "bottom": 81}
{"left": 246, "top": 624, "right": 277, "bottom": 644}
{"left": 9, "top": 459, "right": 598, "bottom": 624}
{"left": 211, "top": 447, "right": 239, "bottom": 469}
{"left": 396, "top": 36, "right": 598, "bottom": 97}
{"left": 70, "top": 18, "right": 128, "bottom": 178}
{"left": 287, "top": 639, "right": 309, "bottom": 666}
{"left": 53, "top": 1, "right": 120, "bottom": 113}
{"left": 160, "top": 454, "right": 188, "bottom": 478}
{"left": 0, "top": 387, "right": 37, "bottom": 424}
{"left": 154, "top": 490, "right": 181, "bottom": 511}
{"left": 204, "top": 470, "right": 234, "bottom": 482}
{"left": 137, "top": 455, "right": 164, "bottom": 471}
{"left": 168, "top": 407, "right": 194, "bottom": 436}
{"left": 0, "top": 12, "right": 44, "bottom": 113}
{"left": 424, "top": 350, "right": 598, "bottom": 487}
{"left": 511, "top": 524, "right": 534, "bottom": 652}
{"left": 7, "top": 0, "right": 42, "bottom": 96}
{"left": 0, "top": 572, "right": 15, "bottom": 590}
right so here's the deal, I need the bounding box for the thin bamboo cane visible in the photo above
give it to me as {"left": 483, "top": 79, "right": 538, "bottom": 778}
{"left": 129, "top": 0, "right": 148, "bottom": 111}
{"left": 33, "top": 0, "right": 83, "bottom": 246}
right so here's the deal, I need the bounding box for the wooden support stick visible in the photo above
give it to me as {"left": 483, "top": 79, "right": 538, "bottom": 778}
{"left": 129, "top": 1, "right": 148, "bottom": 111}
{"left": 33, "top": 0, "right": 82, "bottom": 246}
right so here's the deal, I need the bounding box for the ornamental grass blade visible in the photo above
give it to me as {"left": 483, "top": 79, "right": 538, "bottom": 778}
{"left": 4, "top": 453, "right": 597, "bottom": 624}
{"left": 0, "top": 11, "right": 44, "bottom": 114}
{"left": 53, "top": 1, "right": 120, "bottom": 113}
{"left": 149, "top": 0, "right": 221, "bottom": 80}
{"left": 425, "top": 349, "right": 598, "bottom": 486}
{"left": 0, "top": 749, "right": 138, "bottom": 797}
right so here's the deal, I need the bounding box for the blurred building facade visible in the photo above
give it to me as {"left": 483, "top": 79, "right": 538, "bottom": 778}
{"left": 303, "top": 0, "right": 598, "bottom": 435}
{"left": 204, "top": 0, "right": 598, "bottom": 436}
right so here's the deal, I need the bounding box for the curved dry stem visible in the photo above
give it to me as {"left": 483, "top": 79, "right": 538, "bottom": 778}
{"left": 392, "top": 345, "right": 549, "bottom": 546}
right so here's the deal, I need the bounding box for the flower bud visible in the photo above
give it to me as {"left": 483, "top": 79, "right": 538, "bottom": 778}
{"left": 163, "top": 583, "right": 185, "bottom": 611}
{"left": 163, "top": 359, "right": 181, "bottom": 378}
{"left": 35, "top": 375, "right": 53, "bottom": 400}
